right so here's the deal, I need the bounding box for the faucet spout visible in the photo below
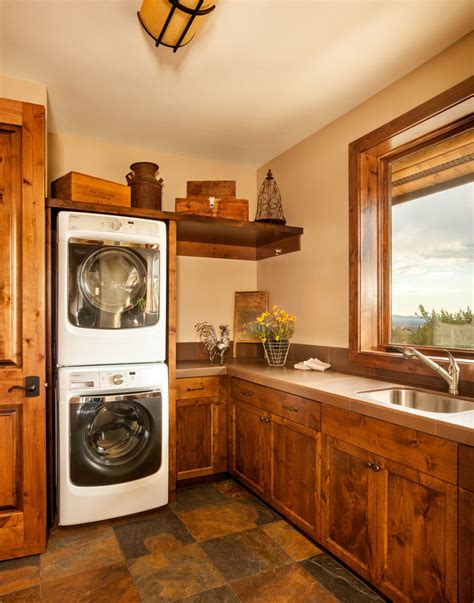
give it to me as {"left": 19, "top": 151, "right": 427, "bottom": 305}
{"left": 390, "top": 346, "right": 460, "bottom": 396}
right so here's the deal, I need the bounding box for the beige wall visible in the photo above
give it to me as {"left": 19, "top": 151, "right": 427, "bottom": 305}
{"left": 48, "top": 132, "right": 257, "bottom": 341}
{"left": 257, "top": 33, "right": 474, "bottom": 348}
{"left": 0, "top": 74, "right": 47, "bottom": 107}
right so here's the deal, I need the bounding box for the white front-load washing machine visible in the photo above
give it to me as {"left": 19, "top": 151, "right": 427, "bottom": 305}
{"left": 57, "top": 211, "right": 167, "bottom": 367}
{"left": 57, "top": 363, "right": 168, "bottom": 525}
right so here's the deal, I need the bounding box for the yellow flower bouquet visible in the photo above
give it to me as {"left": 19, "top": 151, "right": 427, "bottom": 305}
{"left": 250, "top": 306, "right": 296, "bottom": 366}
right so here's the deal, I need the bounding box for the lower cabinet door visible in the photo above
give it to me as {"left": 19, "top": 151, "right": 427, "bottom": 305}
{"left": 270, "top": 416, "right": 319, "bottom": 537}
{"left": 230, "top": 399, "right": 271, "bottom": 496}
{"left": 459, "top": 487, "right": 473, "bottom": 603}
{"left": 378, "top": 458, "right": 458, "bottom": 603}
{"left": 177, "top": 396, "right": 226, "bottom": 480}
{"left": 320, "top": 435, "right": 378, "bottom": 582}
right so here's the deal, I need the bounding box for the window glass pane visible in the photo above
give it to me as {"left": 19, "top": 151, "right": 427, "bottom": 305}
{"left": 391, "top": 181, "right": 473, "bottom": 349}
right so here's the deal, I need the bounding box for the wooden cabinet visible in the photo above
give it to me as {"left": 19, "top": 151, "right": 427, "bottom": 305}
{"left": 230, "top": 379, "right": 321, "bottom": 537}
{"left": 0, "top": 100, "right": 46, "bottom": 560}
{"left": 176, "top": 377, "right": 227, "bottom": 481}
{"left": 459, "top": 445, "right": 474, "bottom": 603}
{"left": 320, "top": 436, "right": 378, "bottom": 581}
{"left": 270, "top": 415, "right": 319, "bottom": 537}
{"left": 230, "top": 399, "right": 271, "bottom": 497}
{"left": 321, "top": 429, "right": 458, "bottom": 602}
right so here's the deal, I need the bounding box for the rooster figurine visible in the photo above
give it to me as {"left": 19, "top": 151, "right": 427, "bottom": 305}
{"left": 195, "top": 322, "right": 231, "bottom": 365}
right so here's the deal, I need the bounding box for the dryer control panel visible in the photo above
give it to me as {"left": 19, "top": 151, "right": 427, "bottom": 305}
{"left": 59, "top": 212, "right": 166, "bottom": 239}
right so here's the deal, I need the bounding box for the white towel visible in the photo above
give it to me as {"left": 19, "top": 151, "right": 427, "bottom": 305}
{"left": 294, "top": 357, "right": 331, "bottom": 371}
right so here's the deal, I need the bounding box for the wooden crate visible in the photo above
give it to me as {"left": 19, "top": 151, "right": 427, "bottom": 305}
{"left": 187, "top": 180, "right": 236, "bottom": 198}
{"left": 176, "top": 197, "right": 248, "bottom": 221}
{"left": 51, "top": 171, "right": 131, "bottom": 207}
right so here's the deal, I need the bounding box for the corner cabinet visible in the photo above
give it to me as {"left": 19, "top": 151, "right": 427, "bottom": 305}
{"left": 176, "top": 376, "right": 227, "bottom": 481}
{"left": 230, "top": 378, "right": 321, "bottom": 538}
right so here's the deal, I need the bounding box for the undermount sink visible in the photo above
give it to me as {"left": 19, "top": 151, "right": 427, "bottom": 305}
{"left": 356, "top": 387, "right": 474, "bottom": 414}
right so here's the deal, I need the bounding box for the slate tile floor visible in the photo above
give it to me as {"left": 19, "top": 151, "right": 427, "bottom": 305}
{"left": 0, "top": 480, "right": 385, "bottom": 602}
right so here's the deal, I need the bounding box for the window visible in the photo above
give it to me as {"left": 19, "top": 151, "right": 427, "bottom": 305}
{"left": 349, "top": 77, "right": 473, "bottom": 379}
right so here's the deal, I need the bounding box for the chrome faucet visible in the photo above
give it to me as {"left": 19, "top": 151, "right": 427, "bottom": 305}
{"left": 391, "top": 346, "right": 460, "bottom": 396}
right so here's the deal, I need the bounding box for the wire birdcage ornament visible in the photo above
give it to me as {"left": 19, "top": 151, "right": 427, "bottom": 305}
{"left": 254, "top": 169, "right": 286, "bottom": 225}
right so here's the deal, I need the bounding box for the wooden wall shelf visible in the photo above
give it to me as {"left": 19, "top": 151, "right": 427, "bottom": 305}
{"left": 46, "top": 198, "right": 303, "bottom": 261}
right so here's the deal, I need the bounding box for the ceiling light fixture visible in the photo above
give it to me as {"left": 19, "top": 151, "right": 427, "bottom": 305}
{"left": 138, "top": 0, "right": 217, "bottom": 53}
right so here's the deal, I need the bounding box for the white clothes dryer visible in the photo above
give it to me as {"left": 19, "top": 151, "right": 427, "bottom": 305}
{"left": 57, "top": 363, "right": 168, "bottom": 525}
{"left": 57, "top": 211, "right": 167, "bottom": 367}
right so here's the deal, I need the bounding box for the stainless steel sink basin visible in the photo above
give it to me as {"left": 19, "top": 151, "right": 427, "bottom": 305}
{"left": 356, "top": 387, "right": 474, "bottom": 414}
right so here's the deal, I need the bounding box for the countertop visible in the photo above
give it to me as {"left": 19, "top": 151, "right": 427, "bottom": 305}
{"left": 176, "top": 359, "right": 474, "bottom": 446}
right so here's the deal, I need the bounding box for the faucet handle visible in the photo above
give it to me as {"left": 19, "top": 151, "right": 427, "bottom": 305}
{"left": 443, "top": 350, "right": 459, "bottom": 374}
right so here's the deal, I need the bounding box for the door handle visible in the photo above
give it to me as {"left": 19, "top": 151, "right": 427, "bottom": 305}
{"left": 8, "top": 376, "right": 40, "bottom": 398}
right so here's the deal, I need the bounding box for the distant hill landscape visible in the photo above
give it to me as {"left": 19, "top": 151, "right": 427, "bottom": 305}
{"left": 392, "top": 315, "right": 426, "bottom": 328}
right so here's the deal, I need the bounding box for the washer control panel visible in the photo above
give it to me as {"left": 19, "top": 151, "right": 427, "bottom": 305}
{"left": 68, "top": 366, "right": 159, "bottom": 391}
{"left": 65, "top": 213, "right": 165, "bottom": 238}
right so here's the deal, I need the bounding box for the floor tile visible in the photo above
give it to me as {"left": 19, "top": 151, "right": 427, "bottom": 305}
{"left": 109, "top": 504, "right": 171, "bottom": 527}
{"left": 40, "top": 523, "right": 123, "bottom": 582}
{"left": 41, "top": 561, "right": 139, "bottom": 603}
{"left": 113, "top": 510, "right": 195, "bottom": 559}
{"left": 128, "top": 543, "right": 226, "bottom": 601}
{"left": 0, "top": 555, "right": 40, "bottom": 597}
{"left": 262, "top": 520, "right": 322, "bottom": 561}
{"left": 172, "top": 485, "right": 229, "bottom": 513}
{"left": 178, "top": 502, "right": 265, "bottom": 541}
{"left": 0, "top": 585, "right": 40, "bottom": 601}
{"left": 212, "top": 479, "right": 247, "bottom": 499}
{"left": 177, "top": 585, "right": 240, "bottom": 602}
{"left": 201, "top": 528, "right": 291, "bottom": 582}
{"left": 231, "top": 562, "right": 338, "bottom": 602}
{"left": 301, "top": 553, "right": 385, "bottom": 602}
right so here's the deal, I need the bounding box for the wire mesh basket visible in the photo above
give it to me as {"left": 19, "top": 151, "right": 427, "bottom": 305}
{"left": 263, "top": 339, "right": 290, "bottom": 367}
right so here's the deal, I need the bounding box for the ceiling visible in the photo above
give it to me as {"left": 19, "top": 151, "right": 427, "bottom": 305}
{"left": 1, "top": 1, "right": 472, "bottom": 166}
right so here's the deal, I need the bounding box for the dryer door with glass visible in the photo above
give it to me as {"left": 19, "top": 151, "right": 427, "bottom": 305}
{"left": 69, "top": 239, "right": 160, "bottom": 330}
{"left": 69, "top": 390, "right": 163, "bottom": 487}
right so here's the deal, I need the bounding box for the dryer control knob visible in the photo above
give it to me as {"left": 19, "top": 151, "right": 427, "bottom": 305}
{"left": 111, "top": 220, "right": 123, "bottom": 231}
{"left": 112, "top": 374, "right": 124, "bottom": 385}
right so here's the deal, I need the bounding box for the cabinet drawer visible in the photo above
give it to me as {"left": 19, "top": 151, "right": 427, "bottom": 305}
{"left": 231, "top": 378, "right": 266, "bottom": 406}
{"left": 322, "top": 405, "right": 458, "bottom": 484}
{"left": 177, "top": 376, "right": 220, "bottom": 399}
{"left": 262, "top": 388, "right": 320, "bottom": 431}
{"left": 231, "top": 378, "right": 320, "bottom": 431}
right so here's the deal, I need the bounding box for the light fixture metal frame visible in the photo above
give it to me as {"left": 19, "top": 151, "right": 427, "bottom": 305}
{"left": 137, "top": 0, "right": 216, "bottom": 53}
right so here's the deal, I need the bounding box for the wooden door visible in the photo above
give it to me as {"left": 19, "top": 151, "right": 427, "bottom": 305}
{"left": 230, "top": 399, "right": 271, "bottom": 497}
{"left": 176, "top": 396, "right": 227, "bottom": 480}
{"left": 269, "top": 415, "right": 319, "bottom": 537}
{"left": 459, "top": 487, "right": 473, "bottom": 603}
{"left": 320, "top": 435, "right": 378, "bottom": 582}
{"left": 0, "top": 99, "right": 46, "bottom": 560}
{"left": 377, "top": 458, "right": 458, "bottom": 603}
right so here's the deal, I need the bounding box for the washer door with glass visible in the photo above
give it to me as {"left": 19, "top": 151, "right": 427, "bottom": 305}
{"left": 69, "top": 391, "right": 162, "bottom": 487}
{"left": 68, "top": 239, "right": 160, "bottom": 329}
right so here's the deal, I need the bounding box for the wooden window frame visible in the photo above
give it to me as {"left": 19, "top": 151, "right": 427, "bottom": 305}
{"left": 349, "top": 77, "right": 474, "bottom": 382}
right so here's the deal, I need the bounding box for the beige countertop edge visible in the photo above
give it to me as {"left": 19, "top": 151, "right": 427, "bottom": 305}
{"left": 176, "top": 361, "right": 474, "bottom": 446}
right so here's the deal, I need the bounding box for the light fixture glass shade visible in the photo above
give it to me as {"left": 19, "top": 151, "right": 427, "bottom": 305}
{"left": 138, "top": 0, "right": 217, "bottom": 50}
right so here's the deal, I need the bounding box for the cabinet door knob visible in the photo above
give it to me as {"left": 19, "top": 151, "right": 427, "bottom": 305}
{"left": 371, "top": 463, "right": 382, "bottom": 472}
{"left": 364, "top": 461, "right": 373, "bottom": 469}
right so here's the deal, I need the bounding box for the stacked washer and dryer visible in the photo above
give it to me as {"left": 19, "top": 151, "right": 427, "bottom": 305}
{"left": 56, "top": 212, "right": 169, "bottom": 525}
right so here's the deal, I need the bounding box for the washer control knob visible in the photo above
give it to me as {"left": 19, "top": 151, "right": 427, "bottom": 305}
{"left": 112, "top": 374, "right": 124, "bottom": 385}
{"left": 111, "top": 220, "right": 123, "bottom": 231}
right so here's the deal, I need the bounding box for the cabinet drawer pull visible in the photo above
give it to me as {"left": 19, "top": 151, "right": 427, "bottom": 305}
{"left": 364, "top": 461, "right": 373, "bottom": 469}
{"left": 371, "top": 463, "right": 382, "bottom": 472}
{"left": 240, "top": 389, "right": 253, "bottom": 397}
{"left": 186, "top": 385, "right": 205, "bottom": 392}
{"left": 282, "top": 404, "right": 299, "bottom": 412}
